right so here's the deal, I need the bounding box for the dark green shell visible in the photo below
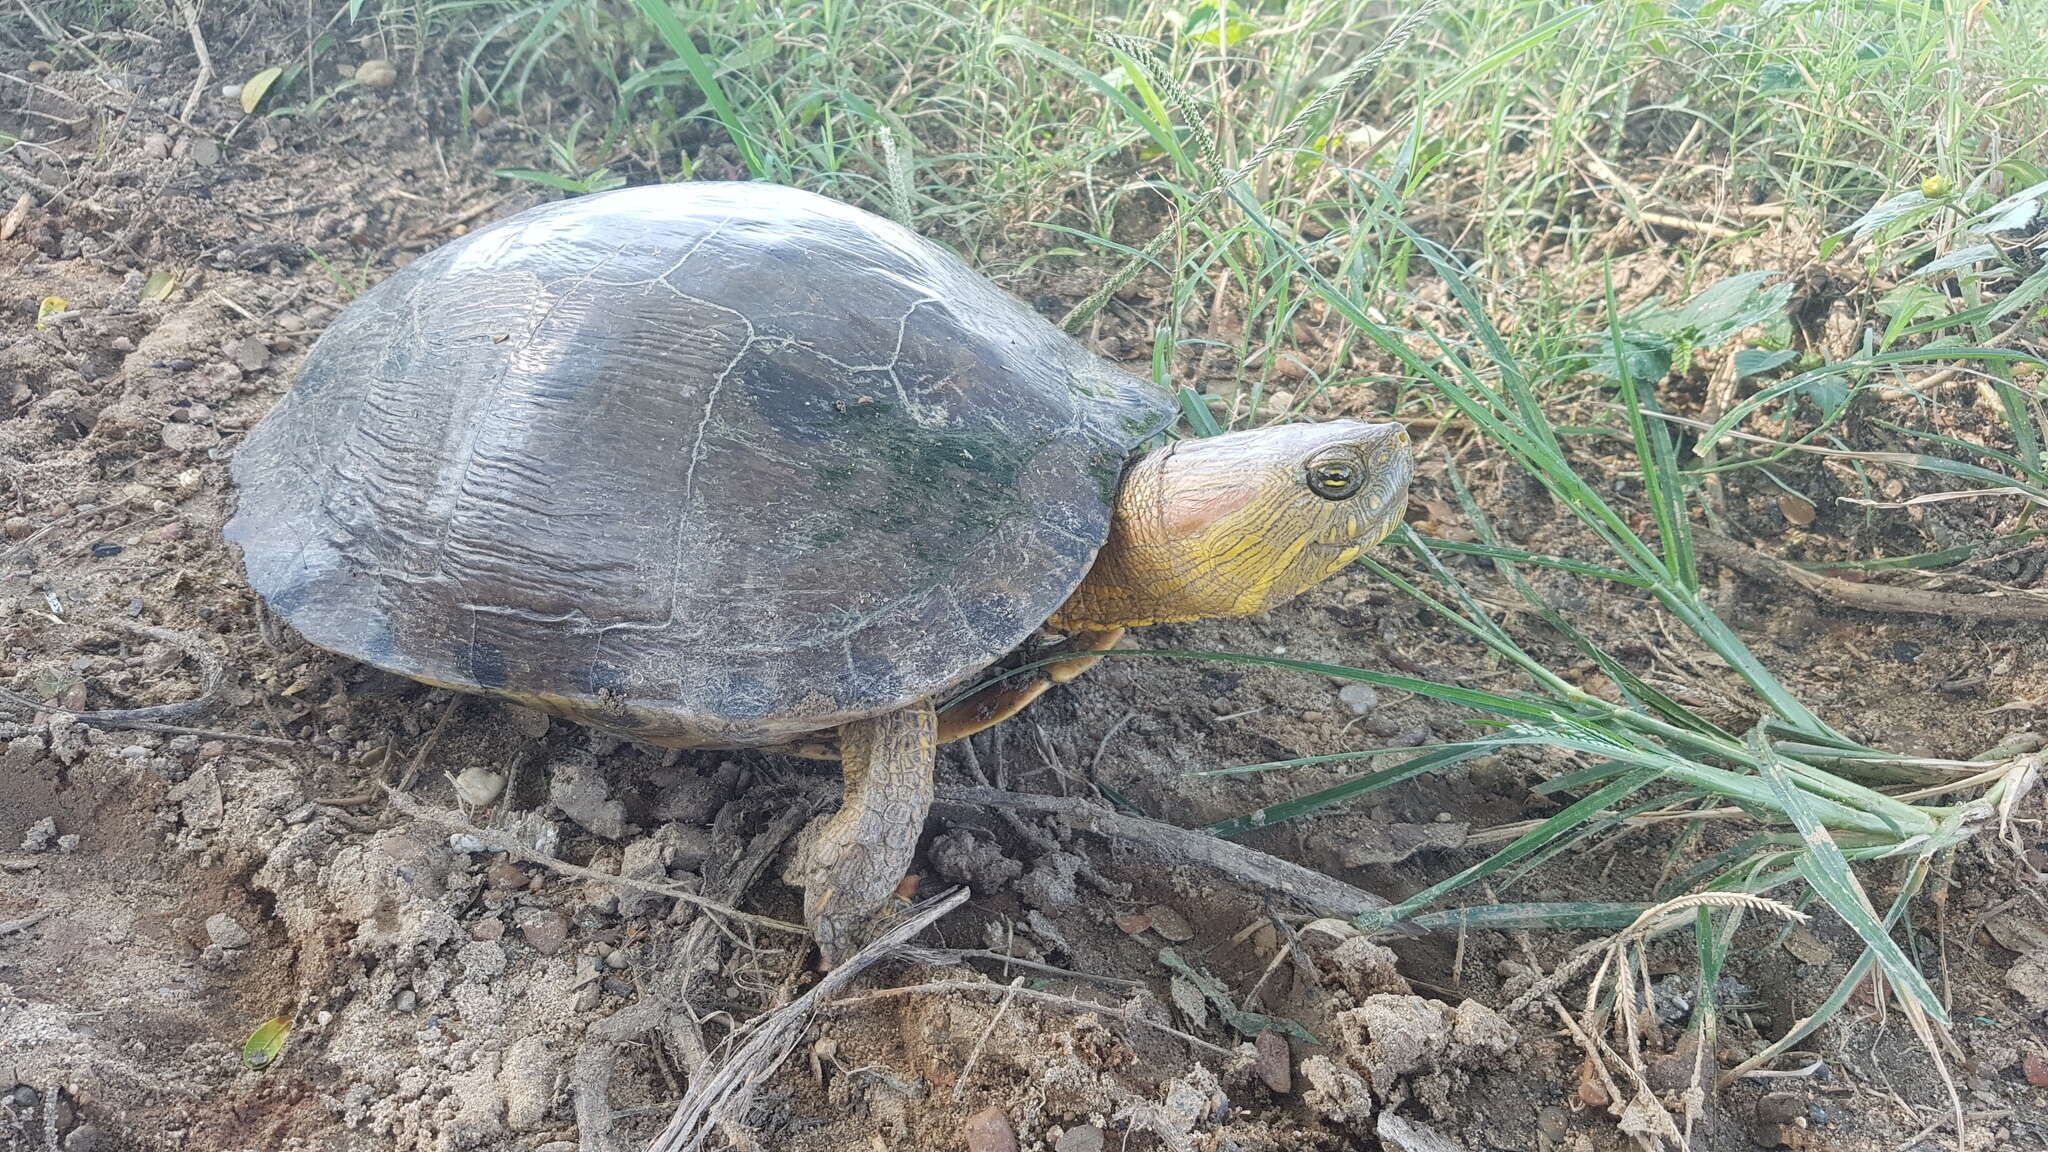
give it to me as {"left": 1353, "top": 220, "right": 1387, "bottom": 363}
{"left": 227, "top": 182, "right": 1171, "bottom": 745}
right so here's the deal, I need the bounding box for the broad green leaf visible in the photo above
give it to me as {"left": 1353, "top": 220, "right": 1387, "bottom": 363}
{"left": 1911, "top": 243, "right": 1998, "bottom": 278}
{"left": 243, "top": 1016, "right": 292, "bottom": 1070}
{"left": 1989, "top": 266, "right": 2048, "bottom": 322}
{"left": 1837, "top": 189, "right": 1939, "bottom": 243}
{"left": 241, "top": 66, "right": 284, "bottom": 114}
{"left": 1969, "top": 179, "right": 2048, "bottom": 234}
{"left": 1734, "top": 348, "right": 1798, "bottom": 378}
{"left": 1176, "top": 385, "right": 1222, "bottom": 437}
{"left": 1634, "top": 272, "right": 1793, "bottom": 347}
{"left": 1753, "top": 61, "right": 1803, "bottom": 91}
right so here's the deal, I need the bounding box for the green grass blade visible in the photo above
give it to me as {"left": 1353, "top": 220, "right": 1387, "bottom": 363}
{"left": 1414, "top": 538, "right": 1650, "bottom": 586}
{"left": 1606, "top": 263, "right": 1696, "bottom": 591}
{"left": 1409, "top": 902, "right": 1650, "bottom": 931}
{"left": 627, "top": 0, "right": 773, "bottom": 179}
{"left": 1751, "top": 731, "right": 1949, "bottom": 1026}
{"left": 1206, "top": 742, "right": 1501, "bottom": 837}
{"left": 1356, "top": 766, "right": 1664, "bottom": 931}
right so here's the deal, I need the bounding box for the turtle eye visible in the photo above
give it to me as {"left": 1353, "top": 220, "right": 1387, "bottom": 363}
{"left": 1307, "top": 460, "right": 1361, "bottom": 501}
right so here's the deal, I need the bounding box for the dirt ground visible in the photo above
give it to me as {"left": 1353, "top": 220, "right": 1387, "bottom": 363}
{"left": 5, "top": 10, "right": 2047, "bottom": 1152}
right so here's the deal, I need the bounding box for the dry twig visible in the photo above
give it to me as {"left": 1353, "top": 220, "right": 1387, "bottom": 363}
{"left": 1694, "top": 529, "right": 2048, "bottom": 622}
{"left": 0, "top": 620, "right": 229, "bottom": 728}
{"left": 934, "top": 786, "right": 1404, "bottom": 927}
{"left": 646, "top": 888, "right": 972, "bottom": 1152}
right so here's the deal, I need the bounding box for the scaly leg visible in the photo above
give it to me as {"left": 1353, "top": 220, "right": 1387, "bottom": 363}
{"left": 935, "top": 628, "right": 1125, "bottom": 743}
{"left": 781, "top": 700, "right": 936, "bottom": 967}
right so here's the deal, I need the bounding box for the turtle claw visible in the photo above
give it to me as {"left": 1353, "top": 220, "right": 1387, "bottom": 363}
{"left": 797, "top": 858, "right": 917, "bottom": 969}
{"left": 786, "top": 703, "right": 936, "bottom": 969}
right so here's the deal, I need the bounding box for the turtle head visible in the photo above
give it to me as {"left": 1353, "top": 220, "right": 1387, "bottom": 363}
{"left": 1052, "top": 420, "right": 1412, "bottom": 631}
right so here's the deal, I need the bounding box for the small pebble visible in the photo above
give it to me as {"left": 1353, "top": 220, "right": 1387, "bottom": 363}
{"left": 452, "top": 766, "right": 505, "bottom": 807}
{"left": 2026, "top": 1049, "right": 2048, "bottom": 1087}
{"left": 604, "top": 949, "right": 628, "bottom": 970}
{"left": 204, "top": 912, "right": 252, "bottom": 949}
{"left": 1752, "top": 1090, "right": 1808, "bottom": 1148}
{"left": 393, "top": 988, "right": 416, "bottom": 1012}
{"left": 57, "top": 834, "right": 80, "bottom": 854}
{"left": 1337, "top": 683, "right": 1379, "bottom": 714}
{"left": 1054, "top": 1125, "right": 1104, "bottom": 1152}
{"left": 520, "top": 912, "right": 570, "bottom": 956}
{"left": 161, "top": 422, "right": 221, "bottom": 453}
{"left": 1536, "top": 1106, "right": 1568, "bottom": 1141}
{"left": 485, "top": 860, "right": 529, "bottom": 890}
{"left": 356, "top": 59, "right": 398, "bottom": 88}
{"left": 447, "top": 833, "right": 489, "bottom": 855}
{"left": 219, "top": 82, "right": 243, "bottom": 100}
{"left": 1254, "top": 1029, "right": 1291, "bottom": 1093}
{"left": 21, "top": 817, "right": 57, "bottom": 853}
{"left": 190, "top": 138, "right": 220, "bottom": 167}
{"left": 27, "top": 60, "right": 52, "bottom": 75}
{"left": 962, "top": 1107, "right": 1017, "bottom": 1152}
{"left": 230, "top": 335, "right": 270, "bottom": 371}
{"left": 1755, "top": 1093, "right": 1804, "bottom": 1125}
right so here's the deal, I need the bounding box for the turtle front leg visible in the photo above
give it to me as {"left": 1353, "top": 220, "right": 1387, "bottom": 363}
{"left": 784, "top": 700, "right": 936, "bottom": 967}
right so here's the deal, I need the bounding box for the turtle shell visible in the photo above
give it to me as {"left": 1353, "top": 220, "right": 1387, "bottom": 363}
{"left": 227, "top": 182, "right": 1172, "bottom": 746}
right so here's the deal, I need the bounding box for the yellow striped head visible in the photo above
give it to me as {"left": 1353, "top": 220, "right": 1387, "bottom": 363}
{"left": 1053, "top": 420, "right": 1413, "bottom": 631}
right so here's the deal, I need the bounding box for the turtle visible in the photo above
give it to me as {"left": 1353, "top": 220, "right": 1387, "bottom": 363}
{"left": 226, "top": 181, "right": 1413, "bottom": 965}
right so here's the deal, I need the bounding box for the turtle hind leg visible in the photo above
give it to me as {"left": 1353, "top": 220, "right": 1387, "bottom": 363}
{"left": 782, "top": 700, "right": 936, "bottom": 968}
{"left": 936, "top": 628, "right": 1126, "bottom": 744}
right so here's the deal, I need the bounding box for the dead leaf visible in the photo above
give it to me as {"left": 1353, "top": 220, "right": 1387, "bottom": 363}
{"left": 1144, "top": 904, "right": 1194, "bottom": 942}
{"left": 1981, "top": 914, "right": 2048, "bottom": 955}
{"left": 241, "top": 66, "right": 284, "bottom": 114}
{"left": 1168, "top": 975, "right": 1208, "bottom": 1027}
{"left": 1777, "top": 493, "right": 1816, "bottom": 526}
{"left": 1781, "top": 925, "right": 1832, "bottom": 966}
